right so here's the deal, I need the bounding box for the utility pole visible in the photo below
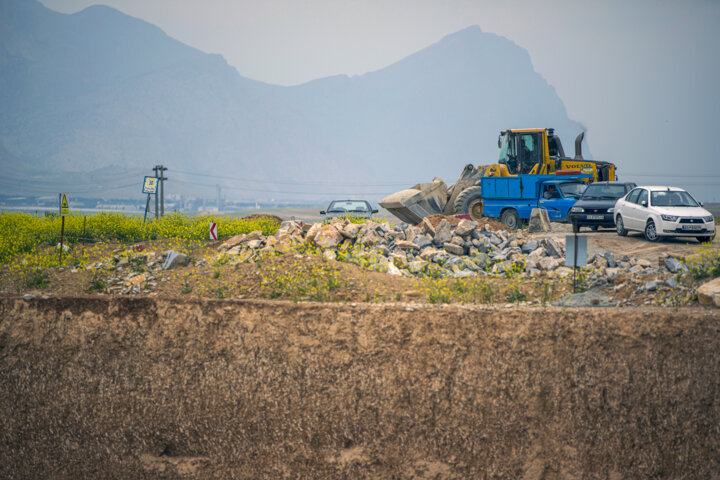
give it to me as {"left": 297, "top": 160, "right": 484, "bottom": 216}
{"left": 153, "top": 164, "right": 168, "bottom": 218}
{"left": 216, "top": 184, "right": 221, "bottom": 213}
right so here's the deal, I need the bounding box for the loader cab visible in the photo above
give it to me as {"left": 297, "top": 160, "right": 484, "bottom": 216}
{"left": 497, "top": 130, "right": 543, "bottom": 175}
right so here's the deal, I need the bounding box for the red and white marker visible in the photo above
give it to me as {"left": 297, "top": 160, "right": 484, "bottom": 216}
{"left": 209, "top": 222, "right": 218, "bottom": 241}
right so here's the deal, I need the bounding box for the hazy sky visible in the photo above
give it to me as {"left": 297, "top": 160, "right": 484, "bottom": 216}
{"left": 39, "top": 0, "right": 720, "bottom": 199}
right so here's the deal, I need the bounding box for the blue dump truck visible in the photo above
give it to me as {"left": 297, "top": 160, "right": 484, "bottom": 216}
{"left": 481, "top": 174, "right": 591, "bottom": 229}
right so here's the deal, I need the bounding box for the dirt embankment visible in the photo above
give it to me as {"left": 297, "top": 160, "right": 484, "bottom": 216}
{"left": 1, "top": 297, "right": 719, "bottom": 479}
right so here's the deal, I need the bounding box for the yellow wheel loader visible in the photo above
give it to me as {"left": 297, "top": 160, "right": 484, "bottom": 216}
{"left": 380, "top": 128, "right": 616, "bottom": 224}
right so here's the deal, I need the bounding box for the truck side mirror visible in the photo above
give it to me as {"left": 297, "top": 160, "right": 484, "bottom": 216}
{"left": 320, "top": 211, "right": 326, "bottom": 215}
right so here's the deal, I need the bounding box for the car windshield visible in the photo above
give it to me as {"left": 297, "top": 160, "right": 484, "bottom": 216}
{"left": 582, "top": 184, "right": 628, "bottom": 199}
{"left": 558, "top": 182, "right": 586, "bottom": 198}
{"left": 327, "top": 201, "right": 370, "bottom": 213}
{"left": 650, "top": 190, "right": 699, "bottom": 207}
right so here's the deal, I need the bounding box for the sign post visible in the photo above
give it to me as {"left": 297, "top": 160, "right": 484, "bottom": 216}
{"left": 565, "top": 229, "right": 588, "bottom": 293}
{"left": 142, "top": 176, "right": 158, "bottom": 223}
{"left": 209, "top": 222, "right": 218, "bottom": 241}
{"left": 59, "top": 193, "right": 70, "bottom": 262}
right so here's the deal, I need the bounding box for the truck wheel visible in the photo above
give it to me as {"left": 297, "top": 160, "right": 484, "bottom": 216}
{"left": 453, "top": 186, "right": 484, "bottom": 222}
{"left": 500, "top": 209, "right": 520, "bottom": 230}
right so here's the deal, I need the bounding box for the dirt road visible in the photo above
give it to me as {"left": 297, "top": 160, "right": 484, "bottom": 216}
{"left": 531, "top": 222, "right": 717, "bottom": 263}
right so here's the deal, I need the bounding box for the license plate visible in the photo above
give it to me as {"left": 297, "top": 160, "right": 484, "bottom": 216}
{"left": 682, "top": 225, "right": 702, "bottom": 231}
{"left": 586, "top": 215, "right": 603, "bottom": 220}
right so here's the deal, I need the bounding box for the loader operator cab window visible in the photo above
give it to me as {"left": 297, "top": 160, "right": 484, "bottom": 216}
{"left": 498, "top": 132, "right": 540, "bottom": 175}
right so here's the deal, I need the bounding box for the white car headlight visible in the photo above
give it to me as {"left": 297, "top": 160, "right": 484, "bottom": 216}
{"left": 571, "top": 207, "right": 584, "bottom": 213}
{"left": 661, "top": 214, "right": 679, "bottom": 222}
{"left": 705, "top": 215, "right": 715, "bottom": 222}
{"left": 607, "top": 207, "right": 614, "bottom": 213}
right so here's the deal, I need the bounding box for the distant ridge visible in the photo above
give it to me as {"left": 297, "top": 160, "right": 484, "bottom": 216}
{"left": 0, "top": 2, "right": 584, "bottom": 199}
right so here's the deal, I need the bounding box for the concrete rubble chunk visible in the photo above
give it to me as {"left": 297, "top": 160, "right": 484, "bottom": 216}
{"left": 314, "top": 225, "right": 344, "bottom": 249}
{"left": 664, "top": 257, "right": 687, "bottom": 273}
{"left": 395, "top": 240, "right": 419, "bottom": 250}
{"left": 538, "top": 256, "right": 562, "bottom": 271}
{"left": 434, "top": 219, "right": 453, "bottom": 244}
{"left": 305, "top": 223, "right": 322, "bottom": 243}
{"left": 449, "top": 235, "right": 464, "bottom": 246}
{"left": 339, "top": 223, "right": 361, "bottom": 239}
{"left": 665, "top": 278, "right": 678, "bottom": 289}
{"left": 245, "top": 230, "right": 264, "bottom": 242}
{"left": 413, "top": 235, "right": 433, "bottom": 250}
{"left": 419, "top": 247, "right": 442, "bottom": 261}
{"left": 246, "top": 239, "right": 264, "bottom": 249}
{"left": 421, "top": 218, "right": 436, "bottom": 236}
{"left": 697, "top": 277, "right": 720, "bottom": 307}
{"left": 359, "top": 229, "right": 382, "bottom": 247}
{"left": 454, "top": 219, "right": 478, "bottom": 237}
{"left": 162, "top": 250, "right": 189, "bottom": 270}
{"left": 444, "top": 242, "right": 465, "bottom": 256}
{"left": 644, "top": 281, "right": 658, "bottom": 292}
{"left": 405, "top": 226, "right": 423, "bottom": 243}
{"left": 544, "top": 238, "right": 563, "bottom": 258}
{"left": 219, "top": 233, "right": 246, "bottom": 250}
{"left": 604, "top": 250, "right": 617, "bottom": 268}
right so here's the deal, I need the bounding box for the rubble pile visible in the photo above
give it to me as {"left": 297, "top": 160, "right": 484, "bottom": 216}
{"left": 211, "top": 218, "right": 693, "bottom": 291}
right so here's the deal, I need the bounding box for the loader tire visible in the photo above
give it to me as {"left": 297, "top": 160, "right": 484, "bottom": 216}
{"left": 454, "top": 186, "right": 484, "bottom": 222}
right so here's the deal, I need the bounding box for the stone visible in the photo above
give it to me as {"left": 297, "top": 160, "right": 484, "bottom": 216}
{"left": 125, "top": 273, "right": 148, "bottom": 286}
{"left": 323, "top": 250, "right": 337, "bottom": 261}
{"left": 419, "top": 247, "right": 442, "bottom": 261}
{"left": 395, "top": 240, "right": 420, "bottom": 250}
{"left": 405, "top": 226, "right": 424, "bottom": 243}
{"left": 603, "top": 250, "right": 617, "bottom": 268}
{"left": 387, "top": 260, "right": 402, "bottom": 276}
{"left": 163, "top": 250, "right": 189, "bottom": 270}
{"left": 245, "top": 239, "right": 264, "bottom": 249}
{"left": 359, "top": 230, "right": 382, "bottom": 247}
{"left": 315, "top": 225, "right": 344, "bottom": 248}
{"left": 220, "top": 233, "right": 246, "bottom": 249}
{"left": 634, "top": 258, "right": 653, "bottom": 268}
{"left": 455, "top": 219, "right": 478, "bottom": 237}
{"left": 407, "top": 260, "right": 428, "bottom": 274}
{"left": 390, "top": 251, "right": 408, "bottom": 268}
{"left": 544, "top": 238, "right": 563, "bottom": 258}
{"left": 450, "top": 235, "right": 465, "bottom": 246}
{"left": 245, "top": 230, "right": 264, "bottom": 241}
{"left": 434, "top": 219, "right": 453, "bottom": 244}
{"left": 339, "top": 223, "right": 362, "bottom": 239}
{"left": 305, "top": 223, "right": 322, "bottom": 242}
{"left": 664, "top": 257, "right": 687, "bottom": 273}
{"left": 697, "top": 277, "right": 720, "bottom": 307}
{"left": 488, "top": 234, "right": 503, "bottom": 246}
{"left": 385, "top": 229, "right": 405, "bottom": 241}
{"left": 606, "top": 268, "right": 621, "bottom": 280}
{"left": 644, "top": 281, "right": 658, "bottom": 292}
{"left": 538, "top": 256, "right": 562, "bottom": 271}
{"left": 665, "top": 278, "right": 678, "bottom": 289}
{"left": 444, "top": 242, "right": 465, "bottom": 256}
{"left": 421, "top": 218, "right": 436, "bottom": 236}
{"left": 276, "top": 220, "right": 303, "bottom": 237}
{"left": 413, "top": 235, "right": 433, "bottom": 249}
{"left": 628, "top": 265, "right": 645, "bottom": 274}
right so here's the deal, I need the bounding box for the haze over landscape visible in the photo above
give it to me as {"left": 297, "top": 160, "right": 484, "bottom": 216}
{"left": 2, "top": 0, "right": 719, "bottom": 204}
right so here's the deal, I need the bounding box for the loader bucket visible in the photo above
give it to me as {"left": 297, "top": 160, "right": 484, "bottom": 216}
{"left": 379, "top": 178, "right": 448, "bottom": 225}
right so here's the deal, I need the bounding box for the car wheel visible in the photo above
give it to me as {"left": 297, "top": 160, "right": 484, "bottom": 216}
{"left": 500, "top": 209, "right": 520, "bottom": 230}
{"left": 644, "top": 219, "right": 660, "bottom": 242}
{"left": 696, "top": 236, "right": 714, "bottom": 243}
{"left": 590, "top": 225, "right": 599, "bottom": 231}
{"left": 616, "top": 215, "right": 627, "bottom": 236}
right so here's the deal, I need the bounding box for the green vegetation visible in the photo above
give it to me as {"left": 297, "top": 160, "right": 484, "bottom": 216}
{"left": 685, "top": 244, "right": 720, "bottom": 280}
{"left": 0, "top": 211, "right": 279, "bottom": 264}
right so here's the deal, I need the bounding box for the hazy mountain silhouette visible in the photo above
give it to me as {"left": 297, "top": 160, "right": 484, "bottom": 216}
{"left": 1, "top": 0, "right": 585, "bottom": 200}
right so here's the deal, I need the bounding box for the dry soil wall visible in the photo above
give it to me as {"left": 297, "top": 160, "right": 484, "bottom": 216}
{"left": 1, "top": 296, "right": 719, "bottom": 479}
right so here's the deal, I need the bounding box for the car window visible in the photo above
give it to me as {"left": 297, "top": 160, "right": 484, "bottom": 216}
{"left": 327, "top": 201, "right": 370, "bottom": 212}
{"left": 558, "top": 182, "right": 586, "bottom": 198}
{"left": 626, "top": 189, "right": 641, "bottom": 204}
{"left": 582, "top": 184, "right": 628, "bottom": 199}
{"left": 637, "top": 189, "right": 648, "bottom": 206}
{"left": 650, "top": 190, "right": 698, "bottom": 207}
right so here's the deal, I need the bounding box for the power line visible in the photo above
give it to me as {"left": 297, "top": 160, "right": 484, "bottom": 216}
{"left": 170, "top": 178, "right": 394, "bottom": 196}
{"left": 172, "top": 169, "right": 413, "bottom": 187}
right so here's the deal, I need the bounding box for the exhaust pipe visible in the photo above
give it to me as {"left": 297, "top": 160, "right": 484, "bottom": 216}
{"left": 574, "top": 132, "right": 584, "bottom": 160}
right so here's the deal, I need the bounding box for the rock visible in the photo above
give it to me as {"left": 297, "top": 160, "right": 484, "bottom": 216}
{"left": 315, "top": 225, "right": 344, "bottom": 248}
{"left": 488, "top": 234, "right": 503, "bottom": 246}
{"left": 419, "top": 247, "right": 443, "bottom": 261}
{"left": 664, "top": 257, "right": 687, "bottom": 273}
{"left": 385, "top": 229, "right": 405, "bottom": 242}
{"left": 444, "top": 243, "right": 465, "bottom": 256}
{"left": 359, "top": 229, "right": 382, "bottom": 247}
{"left": 434, "top": 219, "right": 453, "bottom": 244}
{"left": 405, "top": 226, "right": 424, "bottom": 243}
{"left": 449, "top": 235, "right": 465, "bottom": 246}
{"left": 305, "top": 223, "right": 322, "bottom": 242}
{"left": 455, "top": 219, "right": 478, "bottom": 237}
{"left": 276, "top": 220, "right": 303, "bottom": 237}
{"left": 544, "top": 238, "right": 563, "bottom": 258}
{"left": 163, "top": 250, "right": 189, "bottom": 270}
{"left": 603, "top": 250, "right": 617, "bottom": 268}
{"left": 644, "top": 281, "right": 658, "bottom": 292}
{"left": 395, "top": 240, "right": 420, "bottom": 250}
{"left": 606, "top": 268, "right": 621, "bottom": 280}
{"left": 413, "top": 235, "right": 433, "bottom": 249}
{"left": 407, "top": 260, "right": 428, "bottom": 274}
{"left": 323, "top": 250, "right": 337, "bottom": 261}
{"left": 246, "top": 239, "right": 264, "bottom": 249}
{"left": 220, "top": 233, "right": 247, "bottom": 249}
{"left": 665, "top": 278, "right": 678, "bottom": 289}
{"left": 339, "top": 223, "right": 362, "bottom": 239}
{"left": 538, "top": 256, "right": 562, "bottom": 271}
{"left": 390, "top": 251, "right": 408, "bottom": 268}
{"left": 628, "top": 265, "right": 645, "bottom": 274}
{"left": 23, "top": 294, "right": 35, "bottom": 301}
{"left": 633, "top": 258, "right": 653, "bottom": 268}
{"left": 697, "top": 277, "right": 720, "bottom": 307}
{"left": 245, "top": 230, "right": 264, "bottom": 241}
{"left": 125, "top": 273, "right": 148, "bottom": 286}
{"left": 421, "top": 218, "right": 436, "bottom": 236}
{"left": 387, "top": 260, "right": 403, "bottom": 276}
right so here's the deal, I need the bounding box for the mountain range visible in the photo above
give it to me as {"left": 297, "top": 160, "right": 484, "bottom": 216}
{"left": 1, "top": 0, "right": 585, "bottom": 201}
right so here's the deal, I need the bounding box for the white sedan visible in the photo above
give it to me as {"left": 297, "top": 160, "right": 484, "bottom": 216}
{"left": 614, "top": 186, "right": 716, "bottom": 242}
